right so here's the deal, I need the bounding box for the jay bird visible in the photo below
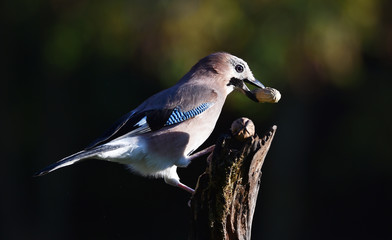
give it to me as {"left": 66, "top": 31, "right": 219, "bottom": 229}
{"left": 34, "top": 52, "right": 265, "bottom": 193}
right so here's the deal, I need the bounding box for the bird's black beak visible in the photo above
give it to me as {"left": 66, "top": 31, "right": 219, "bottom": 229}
{"left": 242, "top": 78, "right": 265, "bottom": 102}
{"left": 229, "top": 77, "right": 265, "bottom": 102}
{"left": 244, "top": 78, "right": 265, "bottom": 89}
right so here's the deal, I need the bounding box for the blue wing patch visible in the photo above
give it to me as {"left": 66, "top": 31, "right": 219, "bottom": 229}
{"left": 165, "top": 103, "right": 213, "bottom": 126}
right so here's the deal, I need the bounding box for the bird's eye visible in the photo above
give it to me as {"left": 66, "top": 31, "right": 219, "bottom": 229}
{"left": 235, "top": 64, "right": 244, "bottom": 73}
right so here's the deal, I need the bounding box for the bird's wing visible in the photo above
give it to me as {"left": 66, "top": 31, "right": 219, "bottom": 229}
{"left": 84, "top": 84, "right": 218, "bottom": 150}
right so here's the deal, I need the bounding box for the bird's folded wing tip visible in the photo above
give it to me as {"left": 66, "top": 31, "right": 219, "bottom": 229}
{"left": 33, "top": 168, "right": 50, "bottom": 177}
{"left": 32, "top": 171, "right": 44, "bottom": 177}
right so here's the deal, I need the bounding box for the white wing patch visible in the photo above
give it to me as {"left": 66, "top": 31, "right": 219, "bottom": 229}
{"left": 135, "top": 116, "right": 147, "bottom": 127}
{"left": 128, "top": 116, "right": 151, "bottom": 135}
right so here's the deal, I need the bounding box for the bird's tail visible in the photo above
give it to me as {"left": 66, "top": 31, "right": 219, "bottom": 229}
{"left": 34, "top": 145, "right": 114, "bottom": 177}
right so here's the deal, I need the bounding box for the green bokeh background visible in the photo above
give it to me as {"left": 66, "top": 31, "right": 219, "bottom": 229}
{"left": 2, "top": 0, "right": 391, "bottom": 239}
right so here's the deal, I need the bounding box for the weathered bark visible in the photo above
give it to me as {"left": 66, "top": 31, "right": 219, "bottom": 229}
{"left": 189, "top": 119, "right": 277, "bottom": 240}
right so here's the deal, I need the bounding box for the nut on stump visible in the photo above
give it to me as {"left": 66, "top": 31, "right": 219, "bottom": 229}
{"left": 231, "top": 118, "right": 255, "bottom": 141}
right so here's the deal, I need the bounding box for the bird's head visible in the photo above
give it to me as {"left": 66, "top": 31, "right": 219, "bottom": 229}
{"left": 189, "top": 52, "right": 265, "bottom": 102}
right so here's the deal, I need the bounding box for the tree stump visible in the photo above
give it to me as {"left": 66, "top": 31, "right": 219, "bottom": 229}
{"left": 189, "top": 118, "right": 277, "bottom": 240}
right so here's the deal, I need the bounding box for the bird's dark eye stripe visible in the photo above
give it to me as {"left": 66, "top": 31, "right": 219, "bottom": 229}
{"left": 235, "top": 64, "right": 244, "bottom": 73}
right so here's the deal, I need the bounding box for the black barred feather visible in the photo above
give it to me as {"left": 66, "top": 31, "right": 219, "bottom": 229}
{"left": 165, "top": 103, "right": 213, "bottom": 126}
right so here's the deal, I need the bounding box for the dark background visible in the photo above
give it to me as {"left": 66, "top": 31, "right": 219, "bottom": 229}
{"left": 2, "top": 0, "right": 392, "bottom": 239}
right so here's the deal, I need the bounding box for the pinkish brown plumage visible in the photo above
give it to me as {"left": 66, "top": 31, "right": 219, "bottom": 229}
{"left": 35, "top": 52, "right": 265, "bottom": 193}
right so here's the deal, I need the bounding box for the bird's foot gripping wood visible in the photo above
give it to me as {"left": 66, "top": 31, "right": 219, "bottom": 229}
{"left": 189, "top": 118, "right": 277, "bottom": 240}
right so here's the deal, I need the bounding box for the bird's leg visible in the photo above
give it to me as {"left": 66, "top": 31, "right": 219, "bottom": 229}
{"left": 169, "top": 145, "right": 214, "bottom": 195}
{"left": 164, "top": 167, "right": 195, "bottom": 194}
{"left": 177, "top": 182, "right": 195, "bottom": 194}
{"left": 188, "top": 145, "right": 215, "bottom": 161}
{"left": 176, "top": 145, "right": 214, "bottom": 195}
